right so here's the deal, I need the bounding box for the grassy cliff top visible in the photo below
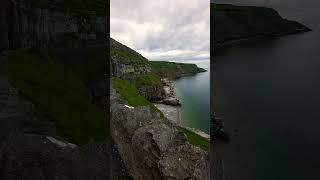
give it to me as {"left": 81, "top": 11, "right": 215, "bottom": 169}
{"left": 150, "top": 61, "right": 206, "bottom": 78}
{"left": 133, "top": 74, "right": 162, "bottom": 88}
{"left": 112, "top": 77, "right": 164, "bottom": 117}
{"left": 6, "top": 49, "right": 108, "bottom": 145}
{"left": 111, "top": 48, "right": 150, "bottom": 66}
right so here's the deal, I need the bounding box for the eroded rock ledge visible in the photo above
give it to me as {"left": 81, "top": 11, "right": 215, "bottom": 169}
{"left": 110, "top": 88, "right": 210, "bottom": 180}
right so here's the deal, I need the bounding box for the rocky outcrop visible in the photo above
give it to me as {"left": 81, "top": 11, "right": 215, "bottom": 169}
{"left": 110, "top": 38, "right": 151, "bottom": 81}
{"left": 0, "top": 132, "right": 132, "bottom": 180}
{"left": 157, "top": 79, "right": 180, "bottom": 106}
{"left": 0, "top": 1, "right": 131, "bottom": 179}
{"left": 0, "top": 53, "right": 132, "bottom": 179}
{"left": 110, "top": 38, "right": 206, "bottom": 103}
{"left": 0, "top": 0, "right": 106, "bottom": 51}
{"left": 212, "top": 3, "right": 311, "bottom": 48}
{"left": 138, "top": 84, "right": 165, "bottom": 101}
{"left": 110, "top": 88, "right": 210, "bottom": 180}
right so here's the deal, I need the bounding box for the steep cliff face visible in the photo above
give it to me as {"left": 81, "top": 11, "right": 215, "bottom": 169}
{"left": 110, "top": 38, "right": 210, "bottom": 179}
{"left": 110, "top": 87, "right": 210, "bottom": 180}
{"left": 0, "top": 46, "right": 134, "bottom": 179}
{"left": 110, "top": 38, "right": 206, "bottom": 102}
{"left": 212, "top": 3, "right": 311, "bottom": 48}
{"left": 0, "top": 1, "right": 128, "bottom": 179}
{"left": 0, "top": 0, "right": 106, "bottom": 50}
{"left": 110, "top": 38, "right": 151, "bottom": 80}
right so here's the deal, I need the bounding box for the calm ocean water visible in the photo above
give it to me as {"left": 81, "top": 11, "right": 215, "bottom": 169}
{"left": 213, "top": 0, "right": 320, "bottom": 179}
{"left": 172, "top": 59, "right": 210, "bottom": 134}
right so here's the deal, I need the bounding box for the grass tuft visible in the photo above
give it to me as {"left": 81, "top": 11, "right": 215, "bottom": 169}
{"left": 179, "top": 127, "right": 210, "bottom": 151}
{"left": 112, "top": 77, "right": 164, "bottom": 117}
{"left": 6, "top": 49, "right": 107, "bottom": 145}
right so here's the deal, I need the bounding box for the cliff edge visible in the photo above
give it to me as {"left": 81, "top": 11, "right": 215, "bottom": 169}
{"left": 212, "top": 3, "right": 311, "bottom": 48}
{"left": 110, "top": 38, "right": 210, "bottom": 179}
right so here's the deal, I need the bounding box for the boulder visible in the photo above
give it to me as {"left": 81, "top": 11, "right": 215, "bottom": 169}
{"left": 111, "top": 88, "right": 210, "bottom": 180}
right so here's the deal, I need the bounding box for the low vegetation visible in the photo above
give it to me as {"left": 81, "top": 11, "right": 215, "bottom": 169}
{"left": 179, "top": 127, "right": 210, "bottom": 151}
{"left": 6, "top": 49, "right": 107, "bottom": 145}
{"left": 150, "top": 61, "right": 206, "bottom": 78}
{"left": 112, "top": 77, "right": 164, "bottom": 117}
{"left": 133, "top": 74, "right": 162, "bottom": 88}
{"left": 111, "top": 47, "right": 150, "bottom": 66}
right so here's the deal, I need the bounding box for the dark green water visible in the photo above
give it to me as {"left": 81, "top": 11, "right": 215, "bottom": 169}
{"left": 213, "top": 0, "right": 320, "bottom": 179}
{"left": 173, "top": 60, "right": 210, "bottom": 133}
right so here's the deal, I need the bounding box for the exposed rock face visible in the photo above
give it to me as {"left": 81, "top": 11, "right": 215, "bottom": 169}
{"left": 111, "top": 61, "right": 152, "bottom": 81}
{"left": 157, "top": 79, "right": 181, "bottom": 106}
{"left": 110, "top": 38, "right": 206, "bottom": 103}
{"left": 110, "top": 88, "right": 210, "bottom": 180}
{"left": 0, "top": 55, "right": 131, "bottom": 179}
{"left": 0, "top": 2, "right": 126, "bottom": 175}
{"left": 0, "top": 132, "right": 131, "bottom": 180}
{"left": 212, "top": 3, "right": 311, "bottom": 48}
{"left": 110, "top": 38, "right": 151, "bottom": 81}
{"left": 138, "top": 84, "right": 165, "bottom": 101}
{"left": 0, "top": 0, "right": 106, "bottom": 51}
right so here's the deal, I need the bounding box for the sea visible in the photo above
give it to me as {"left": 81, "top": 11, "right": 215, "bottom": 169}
{"left": 213, "top": 0, "right": 320, "bottom": 179}
{"left": 173, "top": 59, "right": 210, "bottom": 134}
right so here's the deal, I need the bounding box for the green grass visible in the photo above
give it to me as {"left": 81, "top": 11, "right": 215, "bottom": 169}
{"left": 6, "top": 49, "right": 108, "bottom": 145}
{"left": 112, "top": 77, "right": 164, "bottom": 117}
{"left": 179, "top": 127, "right": 210, "bottom": 151}
{"left": 134, "top": 74, "right": 162, "bottom": 88}
{"left": 150, "top": 61, "right": 205, "bottom": 78}
{"left": 111, "top": 47, "right": 150, "bottom": 66}
{"left": 72, "top": 47, "right": 107, "bottom": 84}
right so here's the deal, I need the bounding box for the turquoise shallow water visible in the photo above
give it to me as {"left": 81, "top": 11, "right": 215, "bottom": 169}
{"left": 172, "top": 60, "right": 210, "bottom": 133}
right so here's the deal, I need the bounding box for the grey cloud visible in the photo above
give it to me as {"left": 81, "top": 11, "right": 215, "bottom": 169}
{"left": 111, "top": 0, "right": 210, "bottom": 62}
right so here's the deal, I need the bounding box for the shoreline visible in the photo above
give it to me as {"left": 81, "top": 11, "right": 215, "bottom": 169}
{"left": 213, "top": 28, "right": 312, "bottom": 50}
{"left": 154, "top": 78, "right": 210, "bottom": 140}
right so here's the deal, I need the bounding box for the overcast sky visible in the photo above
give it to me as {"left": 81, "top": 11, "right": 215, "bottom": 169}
{"left": 110, "top": 0, "right": 210, "bottom": 62}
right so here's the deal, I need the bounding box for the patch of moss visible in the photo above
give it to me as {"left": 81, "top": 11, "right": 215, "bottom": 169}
{"left": 112, "top": 77, "right": 164, "bottom": 118}
{"left": 179, "top": 127, "right": 210, "bottom": 151}
{"left": 6, "top": 49, "right": 108, "bottom": 145}
{"left": 111, "top": 47, "right": 150, "bottom": 66}
{"left": 72, "top": 47, "right": 107, "bottom": 84}
{"left": 134, "top": 74, "right": 162, "bottom": 88}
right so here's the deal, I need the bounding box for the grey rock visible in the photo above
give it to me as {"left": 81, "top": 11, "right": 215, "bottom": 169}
{"left": 0, "top": 0, "right": 106, "bottom": 51}
{"left": 138, "top": 84, "right": 166, "bottom": 101}
{"left": 111, "top": 88, "right": 210, "bottom": 180}
{"left": 0, "top": 132, "right": 116, "bottom": 180}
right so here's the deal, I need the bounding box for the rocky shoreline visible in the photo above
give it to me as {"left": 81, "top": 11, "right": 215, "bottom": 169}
{"left": 156, "top": 78, "right": 181, "bottom": 106}
{"left": 155, "top": 78, "right": 210, "bottom": 140}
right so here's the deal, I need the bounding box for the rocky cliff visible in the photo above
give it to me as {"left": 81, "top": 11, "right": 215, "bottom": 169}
{"left": 0, "top": 1, "right": 130, "bottom": 179}
{"left": 212, "top": 3, "right": 311, "bottom": 48}
{"left": 110, "top": 87, "right": 210, "bottom": 180}
{"left": 0, "top": 0, "right": 106, "bottom": 50}
{"left": 110, "top": 38, "right": 206, "bottom": 102}
{"left": 110, "top": 38, "right": 211, "bottom": 179}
